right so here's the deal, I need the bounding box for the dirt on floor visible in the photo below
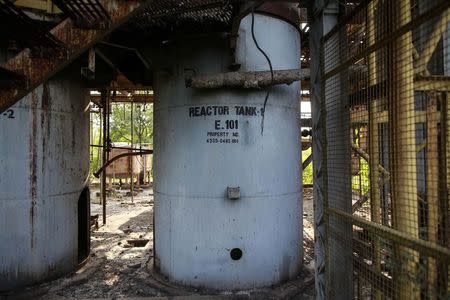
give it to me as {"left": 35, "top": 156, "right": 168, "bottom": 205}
{"left": 3, "top": 186, "right": 315, "bottom": 300}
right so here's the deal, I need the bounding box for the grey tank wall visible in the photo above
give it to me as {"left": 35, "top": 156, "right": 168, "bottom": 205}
{"left": 0, "top": 71, "right": 90, "bottom": 291}
{"left": 153, "top": 13, "right": 302, "bottom": 290}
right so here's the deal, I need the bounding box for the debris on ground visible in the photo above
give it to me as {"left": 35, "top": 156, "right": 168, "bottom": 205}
{"left": 2, "top": 186, "right": 314, "bottom": 299}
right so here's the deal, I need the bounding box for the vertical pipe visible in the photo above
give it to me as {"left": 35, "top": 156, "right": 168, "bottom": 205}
{"left": 426, "top": 92, "right": 438, "bottom": 298}
{"left": 367, "top": 2, "right": 382, "bottom": 299}
{"left": 107, "top": 93, "right": 111, "bottom": 182}
{"left": 390, "top": 0, "right": 419, "bottom": 298}
{"left": 90, "top": 109, "right": 93, "bottom": 164}
{"left": 444, "top": 92, "right": 450, "bottom": 296}
{"left": 130, "top": 100, "right": 134, "bottom": 203}
{"left": 101, "top": 90, "right": 107, "bottom": 225}
{"left": 96, "top": 108, "right": 102, "bottom": 183}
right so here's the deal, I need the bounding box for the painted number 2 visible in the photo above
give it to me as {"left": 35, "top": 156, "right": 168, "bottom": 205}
{"left": 2, "top": 109, "right": 15, "bottom": 119}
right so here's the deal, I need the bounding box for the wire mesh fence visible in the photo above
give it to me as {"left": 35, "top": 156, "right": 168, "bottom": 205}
{"left": 321, "top": 0, "right": 450, "bottom": 298}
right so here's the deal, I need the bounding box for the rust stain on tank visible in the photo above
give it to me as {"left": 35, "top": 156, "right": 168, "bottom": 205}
{"left": 41, "top": 82, "right": 52, "bottom": 173}
{"left": 29, "top": 91, "right": 38, "bottom": 249}
{"left": 71, "top": 104, "right": 75, "bottom": 151}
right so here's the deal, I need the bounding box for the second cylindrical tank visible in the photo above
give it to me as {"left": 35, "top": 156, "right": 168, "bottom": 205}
{"left": 0, "top": 69, "right": 90, "bottom": 291}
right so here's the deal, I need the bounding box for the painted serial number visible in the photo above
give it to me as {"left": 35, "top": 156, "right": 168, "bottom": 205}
{"left": 215, "top": 119, "right": 238, "bottom": 130}
{"left": 206, "top": 138, "right": 239, "bottom": 144}
{"left": 1, "top": 109, "right": 15, "bottom": 119}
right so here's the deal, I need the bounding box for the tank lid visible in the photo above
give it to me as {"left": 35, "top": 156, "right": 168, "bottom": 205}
{"left": 256, "top": 3, "right": 301, "bottom": 29}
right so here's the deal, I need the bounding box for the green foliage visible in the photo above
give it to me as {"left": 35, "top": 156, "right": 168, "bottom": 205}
{"left": 90, "top": 111, "right": 101, "bottom": 178}
{"left": 352, "top": 158, "right": 370, "bottom": 195}
{"left": 351, "top": 127, "right": 370, "bottom": 195}
{"left": 302, "top": 147, "right": 313, "bottom": 185}
{"left": 109, "top": 103, "right": 154, "bottom": 144}
{"left": 89, "top": 102, "right": 154, "bottom": 179}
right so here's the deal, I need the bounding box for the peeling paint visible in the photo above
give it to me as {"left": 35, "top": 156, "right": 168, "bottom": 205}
{"left": 41, "top": 82, "right": 52, "bottom": 175}
{"left": 1, "top": 76, "right": 90, "bottom": 292}
{"left": 29, "top": 91, "right": 38, "bottom": 249}
{"left": 71, "top": 104, "right": 76, "bottom": 151}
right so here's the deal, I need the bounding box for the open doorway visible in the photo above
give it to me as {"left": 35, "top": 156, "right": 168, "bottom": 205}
{"left": 82, "top": 90, "right": 156, "bottom": 294}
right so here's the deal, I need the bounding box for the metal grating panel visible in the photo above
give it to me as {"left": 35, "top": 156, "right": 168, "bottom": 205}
{"left": 53, "top": 0, "right": 111, "bottom": 29}
{"left": 128, "top": 0, "right": 235, "bottom": 34}
{"left": 322, "top": 0, "right": 450, "bottom": 299}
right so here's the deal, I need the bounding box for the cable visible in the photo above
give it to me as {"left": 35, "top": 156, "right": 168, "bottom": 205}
{"left": 251, "top": 6, "right": 274, "bottom": 135}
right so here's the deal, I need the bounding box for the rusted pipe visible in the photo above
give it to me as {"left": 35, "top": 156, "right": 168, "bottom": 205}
{"left": 93, "top": 150, "right": 153, "bottom": 178}
{"left": 130, "top": 100, "right": 134, "bottom": 203}
{"left": 186, "top": 68, "right": 310, "bottom": 89}
{"left": 90, "top": 145, "right": 149, "bottom": 151}
{"left": 101, "top": 89, "right": 108, "bottom": 225}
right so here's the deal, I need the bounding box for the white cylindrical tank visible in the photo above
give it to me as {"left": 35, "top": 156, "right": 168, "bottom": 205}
{"left": 153, "top": 11, "right": 302, "bottom": 290}
{"left": 0, "top": 70, "right": 90, "bottom": 291}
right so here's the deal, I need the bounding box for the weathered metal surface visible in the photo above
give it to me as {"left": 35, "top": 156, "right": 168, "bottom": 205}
{"left": 53, "top": 0, "right": 111, "bottom": 29}
{"left": 308, "top": 1, "right": 339, "bottom": 299}
{"left": 0, "top": 71, "right": 90, "bottom": 291}
{"left": 153, "top": 12, "right": 301, "bottom": 290}
{"left": 186, "top": 69, "right": 310, "bottom": 89}
{"left": 0, "top": 0, "right": 143, "bottom": 114}
{"left": 131, "top": 0, "right": 234, "bottom": 33}
{"left": 0, "top": 66, "right": 25, "bottom": 88}
{"left": 0, "top": 0, "right": 262, "bottom": 114}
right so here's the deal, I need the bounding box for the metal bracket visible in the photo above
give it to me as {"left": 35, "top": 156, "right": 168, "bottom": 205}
{"left": 227, "top": 186, "right": 240, "bottom": 200}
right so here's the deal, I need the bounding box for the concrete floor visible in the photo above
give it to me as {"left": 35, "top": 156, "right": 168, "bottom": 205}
{"left": 0, "top": 187, "right": 315, "bottom": 300}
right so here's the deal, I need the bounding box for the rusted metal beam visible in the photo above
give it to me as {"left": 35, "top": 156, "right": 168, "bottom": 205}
{"left": 351, "top": 143, "right": 390, "bottom": 177}
{"left": 415, "top": 76, "right": 450, "bottom": 91}
{"left": 351, "top": 108, "right": 440, "bottom": 125}
{"left": 327, "top": 207, "right": 450, "bottom": 263}
{"left": 91, "top": 95, "right": 153, "bottom": 102}
{"left": 0, "top": 0, "right": 149, "bottom": 114}
{"left": 90, "top": 94, "right": 153, "bottom": 103}
{"left": 349, "top": 76, "right": 450, "bottom": 105}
